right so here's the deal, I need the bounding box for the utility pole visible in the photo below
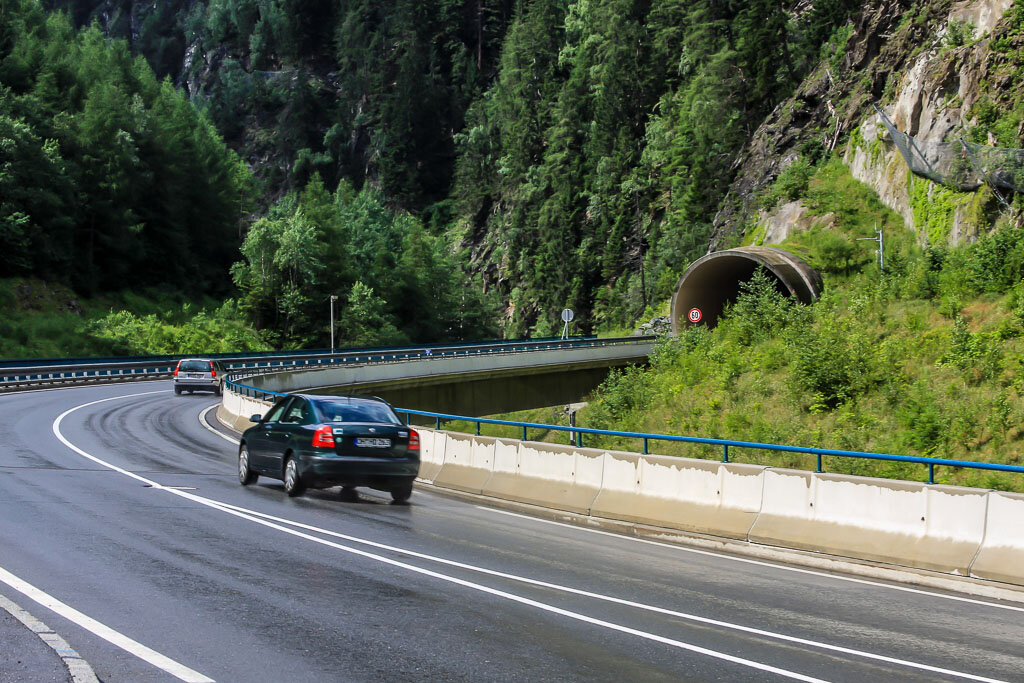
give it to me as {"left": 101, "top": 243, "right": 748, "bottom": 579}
{"left": 329, "top": 295, "right": 338, "bottom": 354}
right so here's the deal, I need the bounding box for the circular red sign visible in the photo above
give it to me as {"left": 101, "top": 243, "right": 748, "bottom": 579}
{"left": 687, "top": 307, "right": 703, "bottom": 323}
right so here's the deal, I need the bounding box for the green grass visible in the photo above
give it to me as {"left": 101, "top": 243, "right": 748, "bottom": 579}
{"left": 466, "top": 161, "right": 1024, "bottom": 492}
{"left": 0, "top": 278, "right": 269, "bottom": 359}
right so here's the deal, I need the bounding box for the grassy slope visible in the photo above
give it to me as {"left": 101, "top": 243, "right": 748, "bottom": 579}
{"left": 464, "top": 159, "right": 1024, "bottom": 492}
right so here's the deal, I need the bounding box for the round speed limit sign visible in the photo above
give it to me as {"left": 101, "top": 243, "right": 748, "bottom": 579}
{"left": 687, "top": 307, "right": 703, "bottom": 324}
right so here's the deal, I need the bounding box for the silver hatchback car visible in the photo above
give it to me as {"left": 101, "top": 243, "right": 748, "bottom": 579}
{"left": 173, "top": 358, "right": 226, "bottom": 395}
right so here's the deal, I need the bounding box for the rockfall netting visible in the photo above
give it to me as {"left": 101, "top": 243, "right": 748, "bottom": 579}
{"left": 875, "top": 105, "right": 1024, "bottom": 196}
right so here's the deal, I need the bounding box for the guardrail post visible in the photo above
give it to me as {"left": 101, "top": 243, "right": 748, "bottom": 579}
{"left": 816, "top": 454, "right": 823, "bottom": 473}
{"left": 435, "top": 416, "right": 441, "bottom": 429}
{"left": 722, "top": 444, "right": 729, "bottom": 463}
{"left": 404, "top": 411, "right": 410, "bottom": 425}
{"left": 475, "top": 421, "right": 481, "bottom": 436}
{"left": 642, "top": 437, "right": 648, "bottom": 455}
{"left": 522, "top": 425, "right": 527, "bottom": 441}
{"left": 928, "top": 463, "right": 935, "bottom": 484}
{"left": 578, "top": 432, "right": 583, "bottom": 447}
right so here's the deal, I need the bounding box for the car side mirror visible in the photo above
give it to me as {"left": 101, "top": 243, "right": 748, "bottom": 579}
{"left": 250, "top": 414, "right": 263, "bottom": 423}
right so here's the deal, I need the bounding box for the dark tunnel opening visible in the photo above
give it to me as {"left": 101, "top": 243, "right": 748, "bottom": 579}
{"left": 671, "top": 247, "right": 823, "bottom": 333}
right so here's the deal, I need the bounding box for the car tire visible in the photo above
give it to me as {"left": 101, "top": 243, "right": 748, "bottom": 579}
{"left": 173, "top": 385, "right": 182, "bottom": 395}
{"left": 215, "top": 384, "right": 222, "bottom": 397}
{"left": 390, "top": 484, "right": 413, "bottom": 503}
{"left": 283, "top": 457, "right": 305, "bottom": 497}
{"left": 238, "top": 445, "right": 258, "bottom": 486}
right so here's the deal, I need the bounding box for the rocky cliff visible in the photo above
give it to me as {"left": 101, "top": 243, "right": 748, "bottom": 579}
{"left": 711, "top": 0, "right": 1022, "bottom": 251}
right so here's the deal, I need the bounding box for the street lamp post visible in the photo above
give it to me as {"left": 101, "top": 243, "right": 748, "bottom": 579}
{"left": 329, "top": 295, "right": 338, "bottom": 354}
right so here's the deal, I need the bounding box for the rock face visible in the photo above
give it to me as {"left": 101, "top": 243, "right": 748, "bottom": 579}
{"left": 634, "top": 316, "right": 671, "bottom": 337}
{"left": 846, "top": 0, "right": 1015, "bottom": 246}
{"left": 711, "top": 0, "right": 1017, "bottom": 251}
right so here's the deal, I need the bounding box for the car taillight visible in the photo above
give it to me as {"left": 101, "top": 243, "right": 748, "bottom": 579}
{"left": 173, "top": 361, "right": 180, "bottom": 377}
{"left": 312, "top": 424, "right": 335, "bottom": 448}
{"left": 408, "top": 430, "right": 420, "bottom": 452}
{"left": 209, "top": 361, "right": 216, "bottom": 377}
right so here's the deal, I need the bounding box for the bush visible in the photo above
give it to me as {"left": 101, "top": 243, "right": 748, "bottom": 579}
{"left": 789, "top": 316, "right": 874, "bottom": 410}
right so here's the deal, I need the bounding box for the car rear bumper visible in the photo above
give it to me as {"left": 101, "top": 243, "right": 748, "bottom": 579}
{"left": 174, "top": 379, "right": 219, "bottom": 388}
{"left": 298, "top": 454, "right": 419, "bottom": 487}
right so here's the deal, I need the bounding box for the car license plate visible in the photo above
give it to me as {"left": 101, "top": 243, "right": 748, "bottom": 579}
{"left": 187, "top": 373, "right": 204, "bottom": 379}
{"left": 355, "top": 438, "right": 391, "bottom": 448}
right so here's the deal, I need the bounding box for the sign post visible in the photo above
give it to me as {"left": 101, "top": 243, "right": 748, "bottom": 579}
{"left": 560, "top": 308, "right": 574, "bottom": 340}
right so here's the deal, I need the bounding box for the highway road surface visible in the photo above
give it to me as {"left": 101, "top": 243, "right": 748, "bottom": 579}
{"left": 1, "top": 382, "right": 1022, "bottom": 682}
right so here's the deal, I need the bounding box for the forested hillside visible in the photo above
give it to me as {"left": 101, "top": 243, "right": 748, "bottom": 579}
{"left": 30, "top": 0, "right": 867, "bottom": 340}
{"left": 4, "top": 0, "right": 1024, "bottom": 354}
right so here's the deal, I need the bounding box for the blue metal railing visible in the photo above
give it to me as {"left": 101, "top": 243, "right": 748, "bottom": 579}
{"left": 226, "top": 372, "right": 1024, "bottom": 485}
{"left": 391, "top": 409, "right": 1024, "bottom": 485}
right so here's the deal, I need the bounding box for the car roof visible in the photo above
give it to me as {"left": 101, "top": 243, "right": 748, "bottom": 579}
{"left": 294, "top": 393, "right": 389, "bottom": 405}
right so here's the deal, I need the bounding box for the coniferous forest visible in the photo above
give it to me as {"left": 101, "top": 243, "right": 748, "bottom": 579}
{"left": 2, "top": 0, "right": 867, "bottom": 348}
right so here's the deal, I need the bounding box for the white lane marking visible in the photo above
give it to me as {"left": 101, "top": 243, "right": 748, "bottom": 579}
{"left": 0, "top": 566, "right": 212, "bottom": 683}
{"left": 53, "top": 393, "right": 1010, "bottom": 682}
{"left": 195, "top": 499, "right": 1008, "bottom": 682}
{"left": 0, "top": 590, "right": 100, "bottom": 683}
{"left": 200, "top": 402, "right": 1020, "bottom": 610}
{"left": 477, "top": 508, "right": 1024, "bottom": 613}
{"left": 53, "top": 394, "right": 822, "bottom": 682}
{"left": 198, "top": 405, "right": 238, "bottom": 444}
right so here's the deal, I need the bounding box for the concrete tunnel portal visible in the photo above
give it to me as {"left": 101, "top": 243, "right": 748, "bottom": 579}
{"left": 670, "top": 246, "right": 823, "bottom": 334}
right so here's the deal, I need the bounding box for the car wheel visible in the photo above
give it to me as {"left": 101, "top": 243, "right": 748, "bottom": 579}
{"left": 215, "top": 384, "right": 223, "bottom": 397}
{"left": 339, "top": 486, "right": 358, "bottom": 501}
{"left": 283, "top": 457, "right": 305, "bottom": 497}
{"left": 238, "top": 445, "right": 258, "bottom": 486}
{"left": 390, "top": 483, "right": 413, "bottom": 503}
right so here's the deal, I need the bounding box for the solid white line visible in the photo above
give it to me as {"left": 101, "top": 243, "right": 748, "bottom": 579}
{"left": 53, "top": 392, "right": 1010, "bottom": 682}
{"left": 0, "top": 566, "right": 212, "bottom": 683}
{"left": 194, "top": 498, "right": 1006, "bottom": 682}
{"left": 0, "top": 591, "right": 99, "bottom": 683}
{"left": 198, "top": 405, "right": 239, "bottom": 444}
{"left": 53, "top": 393, "right": 822, "bottom": 682}
{"left": 476, "top": 508, "right": 1024, "bottom": 613}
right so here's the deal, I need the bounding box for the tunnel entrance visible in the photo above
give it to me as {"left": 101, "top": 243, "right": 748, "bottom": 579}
{"left": 670, "top": 247, "right": 823, "bottom": 333}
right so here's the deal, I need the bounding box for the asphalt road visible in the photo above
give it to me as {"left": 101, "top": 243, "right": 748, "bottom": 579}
{"left": 1, "top": 382, "right": 1023, "bottom": 682}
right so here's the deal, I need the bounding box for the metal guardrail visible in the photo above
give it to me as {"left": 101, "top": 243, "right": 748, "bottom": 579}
{"left": 389, "top": 410, "right": 1024, "bottom": 486}
{"left": 1, "top": 336, "right": 652, "bottom": 392}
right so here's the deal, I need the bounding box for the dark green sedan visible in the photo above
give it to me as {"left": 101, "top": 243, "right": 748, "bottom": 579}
{"left": 238, "top": 394, "right": 420, "bottom": 502}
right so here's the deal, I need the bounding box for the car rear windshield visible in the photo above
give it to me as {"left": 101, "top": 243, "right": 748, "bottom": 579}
{"left": 315, "top": 400, "right": 400, "bottom": 424}
{"left": 179, "top": 360, "right": 211, "bottom": 372}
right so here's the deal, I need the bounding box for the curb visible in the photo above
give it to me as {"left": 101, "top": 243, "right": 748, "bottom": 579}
{"left": 0, "top": 592, "right": 99, "bottom": 683}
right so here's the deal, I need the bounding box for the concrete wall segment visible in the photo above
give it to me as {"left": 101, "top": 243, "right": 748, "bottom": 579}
{"left": 482, "top": 441, "right": 602, "bottom": 515}
{"left": 749, "top": 470, "right": 987, "bottom": 574}
{"left": 970, "top": 491, "right": 1024, "bottom": 585}
{"left": 432, "top": 433, "right": 494, "bottom": 494}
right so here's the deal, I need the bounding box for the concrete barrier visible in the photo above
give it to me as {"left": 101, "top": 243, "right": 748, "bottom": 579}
{"left": 970, "top": 491, "right": 1024, "bottom": 585}
{"left": 483, "top": 441, "right": 603, "bottom": 515}
{"left": 217, "top": 391, "right": 270, "bottom": 433}
{"left": 590, "top": 454, "right": 765, "bottom": 539}
{"left": 432, "top": 433, "right": 495, "bottom": 495}
{"left": 748, "top": 470, "right": 989, "bottom": 574}
{"left": 416, "top": 427, "right": 445, "bottom": 483}
{"left": 218, "top": 386, "right": 1022, "bottom": 589}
